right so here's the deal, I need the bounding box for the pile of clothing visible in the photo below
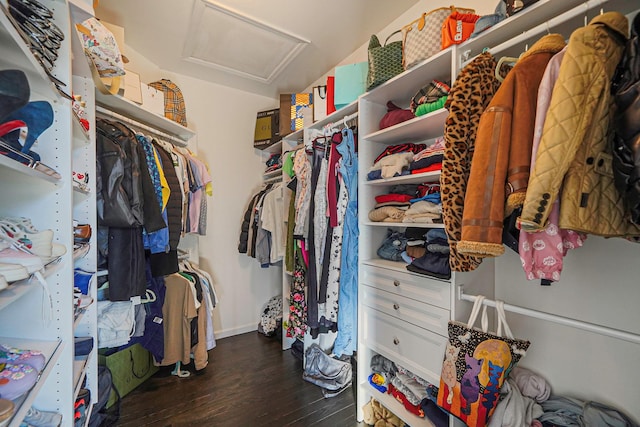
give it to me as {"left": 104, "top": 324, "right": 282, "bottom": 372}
{"left": 368, "top": 184, "right": 442, "bottom": 224}
{"left": 368, "top": 138, "right": 444, "bottom": 181}
{"left": 368, "top": 354, "right": 448, "bottom": 427}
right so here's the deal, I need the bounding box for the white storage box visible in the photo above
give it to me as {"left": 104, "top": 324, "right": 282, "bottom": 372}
{"left": 141, "top": 84, "right": 164, "bottom": 116}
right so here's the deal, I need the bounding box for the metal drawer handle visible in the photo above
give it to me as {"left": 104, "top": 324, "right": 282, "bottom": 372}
{"left": 393, "top": 279, "right": 400, "bottom": 287}
{"left": 393, "top": 303, "right": 400, "bottom": 310}
{"left": 393, "top": 337, "right": 400, "bottom": 345}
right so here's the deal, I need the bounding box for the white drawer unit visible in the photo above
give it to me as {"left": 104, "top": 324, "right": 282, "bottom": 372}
{"left": 362, "top": 306, "right": 447, "bottom": 386}
{"left": 361, "top": 263, "right": 451, "bottom": 310}
{"left": 362, "top": 284, "right": 450, "bottom": 336}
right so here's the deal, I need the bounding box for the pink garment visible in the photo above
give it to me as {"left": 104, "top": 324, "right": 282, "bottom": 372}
{"left": 326, "top": 142, "right": 342, "bottom": 227}
{"left": 413, "top": 136, "right": 445, "bottom": 161}
{"left": 518, "top": 47, "right": 586, "bottom": 281}
{"left": 531, "top": 421, "right": 543, "bottom": 427}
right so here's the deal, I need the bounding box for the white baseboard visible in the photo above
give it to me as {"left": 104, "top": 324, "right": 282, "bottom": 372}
{"left": 214, "top": 323, "right": 257, "bottom": 339}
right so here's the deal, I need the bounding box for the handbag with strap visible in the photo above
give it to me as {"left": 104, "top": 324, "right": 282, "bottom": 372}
{"left": 402, "top": 6, "right": 475, "bottom": 70}
{"left": 302, "top": 344, "right": 352, "bottom": 398}
{"left": 437, "top": 296, "right": 531, "bottom": 427}
{"left": 367, "top": 30, "right": 404, "bottom": 91}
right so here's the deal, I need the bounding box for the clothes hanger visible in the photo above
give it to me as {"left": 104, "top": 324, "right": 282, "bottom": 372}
{"left": 495, "top": 55, "right": 520, "bottom": 82}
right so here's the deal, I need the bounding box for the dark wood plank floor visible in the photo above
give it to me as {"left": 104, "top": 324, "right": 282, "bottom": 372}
{"left": 114, "top": 332, "right": 366, "bottom": 427}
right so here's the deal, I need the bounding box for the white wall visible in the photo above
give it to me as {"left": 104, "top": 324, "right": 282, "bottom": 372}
{"left": 495, "top": 238, "right": 640, "bottom": 421}
{"left": 124, "top": 46, "right": 283, "bottom": 339}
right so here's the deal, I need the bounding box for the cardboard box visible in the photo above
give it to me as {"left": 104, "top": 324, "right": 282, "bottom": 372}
{"left": 123, "top": 70, "right": 142, "bottom": 104}
{"left": 141, "top": 84, "right": 164, "bottom": 116}
{"left": 254, "top": 108, "right": 280, "bottom": 149}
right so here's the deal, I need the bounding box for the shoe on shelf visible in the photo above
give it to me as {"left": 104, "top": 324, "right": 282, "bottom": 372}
{"left": 0, "top": 248, "right": 43, "bottom": 274}
{"left": 73, "top": 222, "right": 91, "bottom": 243}
{"left": 0, "top": 275, "right": 6, "bottom": 292}
{"left": 0, "top": 345, "right": 45, "bottom": 371}
{"left": 73, "top": 337, "right": 93, "bottom": 358}
{"left": 0, "top": 363, "right": 39, "bottom": 401}
{"left": 0, "top": 263, "right": 28, "bottom": 283}
{"left": 0, "top": 219, "right": 52, "bottom": 258}
{"left": 21, "top": 406, "right": 62, "bottom": 427}
{"left": 73, "top": 288, "right": 93, "bottom": 310}
{"left": 1, "top": 98, "right": 54, "bottom": 159}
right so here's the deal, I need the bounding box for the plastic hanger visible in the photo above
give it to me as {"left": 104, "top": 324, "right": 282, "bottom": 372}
{"left": 495, "top": 55, "right": 520, "bottom": 82}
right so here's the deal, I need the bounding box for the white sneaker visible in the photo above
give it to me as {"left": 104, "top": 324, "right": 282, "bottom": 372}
{"left": 0, "top": 248, "right": 43, "bottom": 274}
{"left": 23, "top": 406, "right": 62, "bottom": 427}
{"left": 0, "top": 262, "right": 29, "bottom": 282}
{"left": 0, "top": 274, "right": 7, "bottom": 292}
{"left": 0, "top": 220, "right": 53, "bottom": 258}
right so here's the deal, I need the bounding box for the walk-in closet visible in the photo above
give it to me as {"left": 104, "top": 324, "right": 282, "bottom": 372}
{"left": 0, "top": 0, "right": 639, "bottom": 426}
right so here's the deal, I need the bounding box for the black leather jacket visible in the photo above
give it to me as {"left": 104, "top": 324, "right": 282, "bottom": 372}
{"left": 612, "top": 12, "right": 640, "bottom": 224}
{"left": 96, "top": 118, "right": 164, "bottom": 231}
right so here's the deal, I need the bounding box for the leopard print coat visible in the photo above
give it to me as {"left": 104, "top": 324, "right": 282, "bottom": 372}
{"left": 441, "top": 52, "right": 503, "bottom": 272}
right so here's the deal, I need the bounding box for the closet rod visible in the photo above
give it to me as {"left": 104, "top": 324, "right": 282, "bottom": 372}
{"left": 324, "top": 112, "right": 358, "bottom": 130}
{"left": 96, "top": 106, "right": 188, "bottom": 147}
{"left": 457, "top": 286, "right": 640, "bottom": 345}
{"left": 461, "top": 0, "right": 604, "bottom": 67}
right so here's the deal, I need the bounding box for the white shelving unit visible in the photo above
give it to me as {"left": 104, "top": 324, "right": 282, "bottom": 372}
{"left": 356, "top": 1, "right": 640, "bottom": 426}
{"left": 0, "top": 0, "right": 76, "bottom": 425}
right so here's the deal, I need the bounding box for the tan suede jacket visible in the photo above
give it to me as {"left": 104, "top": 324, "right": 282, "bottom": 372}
{"left": 458, "top": 34, "right": 566, "bottom": 257}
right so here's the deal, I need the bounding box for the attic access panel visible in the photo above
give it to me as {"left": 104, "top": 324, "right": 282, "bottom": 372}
{"left": 183, "top": 0, "right": 310, "bottom": 83}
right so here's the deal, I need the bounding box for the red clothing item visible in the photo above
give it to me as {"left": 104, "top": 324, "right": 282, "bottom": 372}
{"left": 410, "top": 162, "right": 442, "bottom": 175}
{"left": 388, "top": 384, "right": 425, "bottom": 418}
{"left": 375, "top": 193, "right": 414, "bottom": 204}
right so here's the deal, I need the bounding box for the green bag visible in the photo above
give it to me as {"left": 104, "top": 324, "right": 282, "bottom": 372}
{"left": 367, "top": 30, "right": 404, "bottom": 90}
{"left": 98, "top": 344, "right": 158, "bottom": 408}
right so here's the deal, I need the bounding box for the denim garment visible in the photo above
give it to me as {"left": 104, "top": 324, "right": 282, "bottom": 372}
{"left": 470, "top": 0, "right": 507, "bottom": 38}
{"left": 333, "top": 128, "right": 358, "bottom": 357}
{"left": 377, "top": 229, "right": 407, "bottom": 261}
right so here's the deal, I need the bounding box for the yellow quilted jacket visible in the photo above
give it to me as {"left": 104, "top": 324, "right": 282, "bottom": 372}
{"left": 520, "top": 12, "right": 640, "bottom": 237}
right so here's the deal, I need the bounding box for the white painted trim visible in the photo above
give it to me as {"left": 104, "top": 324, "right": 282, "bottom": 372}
{"left": 214, "top": 323, "right": 258, "bottom": 339}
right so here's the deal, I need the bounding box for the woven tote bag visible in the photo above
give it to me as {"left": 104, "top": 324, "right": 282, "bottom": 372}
{"left": 402, "top": 6, "right": 475, "bottom": 70}
{"left": 367, "top": 30, "right": 404, "bottom": 90}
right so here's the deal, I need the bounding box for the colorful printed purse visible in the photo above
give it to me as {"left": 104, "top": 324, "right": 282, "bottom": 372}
{"left": 437, "top": 296, "right": 530, "bottom": 427}
{"left": 402, "top": 6, "right": 475, "bottom": 70}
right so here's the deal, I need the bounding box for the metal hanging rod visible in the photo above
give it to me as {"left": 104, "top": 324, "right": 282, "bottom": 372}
{"left": 324, "top": 112, "right": 358, "bottom": 131}
{"left": 458, "top": 286, "right": 640, "bottom": 345}
{"left": 96, "top": 106, "right": 187, "bottom": 147}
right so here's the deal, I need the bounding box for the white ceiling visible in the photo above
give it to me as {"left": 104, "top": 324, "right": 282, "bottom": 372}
{"left": 95, "top": 0, "right": 420, "bottom": 98}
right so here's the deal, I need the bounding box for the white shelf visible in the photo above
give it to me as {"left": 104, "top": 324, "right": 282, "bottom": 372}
{"left": 0, "top": 155, "right": 61, "bottom": 185}
{"left": 366, "top": 171, "right": 440, "bottom": 186}
{"left": 73, "top": 185, "right": 91, "bottom": 196}
{"left": 263, "top": 168, "right": 282, "bottom": 179}
{"left": 96, "top": 92, "right": 195, "bottom": 141}
{"left": 260, "top": 140, "right": 283, "bottom": 154}
{"left": 309, "top": 100, "right": 358, "bottom": 130}
{"left": 0, "top": 264, "right": 64, "bottom": 313}
{"left": 363, "top": 109, "right": 448, "bottom": 144}
{"left": 363, "top": 382, "right": 435, "bottom": 427}
{"left": 362, "top": 221, "right": 444, "bottom": 229}
{"left": 73, "top": 354, "right": 90, "bottom": 400}
{"left": 2, "top": 338, "right": 63, "bottom": 427}
{"left": 362, "top": 49, "right": 453, "bottom": 106}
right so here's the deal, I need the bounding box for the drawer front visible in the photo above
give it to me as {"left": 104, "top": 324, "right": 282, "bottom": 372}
{"left": 362, "top": 285, "right": 449, "bottom": 336}
{"left": 362, "top": 307, "right": 446, "bottom": 385}
{"left": 362, "top": 265, "right": 451, "bottom": 309}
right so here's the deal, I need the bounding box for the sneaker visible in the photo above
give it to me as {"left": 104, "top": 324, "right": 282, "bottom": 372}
{"left": 0, "top": 275, "right": 6, "bottom": 292}
{"left": 0, "top": 220, "right": 53, "bottom": 258}
{"left": 0, "top": 263, "right": 28, "bottom": 282}
{"left": 0, "top": 248, "right": 43, "bottom": 274}
{"left": 0, "top": 363, "right": 39, "bottom": 401}
{"left": 22, "top": 406, "right": 62, "bottom": 427}
{"left": 0, "top": 345, "right": 45, "bottom": 371}
{"left": 73, "top": 223, "right": 91, "bottom": 243}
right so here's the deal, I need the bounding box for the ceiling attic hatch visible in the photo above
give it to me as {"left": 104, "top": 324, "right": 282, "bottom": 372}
{"left": 182, "top": 0, "right": 310, "bottom": 84}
